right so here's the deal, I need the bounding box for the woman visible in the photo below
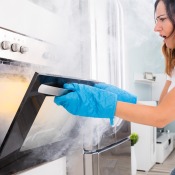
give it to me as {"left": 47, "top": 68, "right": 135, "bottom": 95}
{"left": 55, "top": 0, "right": 175, "bottom": 128}
{"left": 156, "top": 0, "right": 175, "bottom": 105}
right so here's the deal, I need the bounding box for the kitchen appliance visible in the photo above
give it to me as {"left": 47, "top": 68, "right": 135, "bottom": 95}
{"left": 0, "top": 71, "right": 131, "bottom": 175}
{"left": 0, "top": 25, "right": 131, "bottom": 175}
{"left": 83, "top": 135, "right": 131, "bottom": 175}
{"left": 0, "top": 0, "right": 132, "bottom": 174}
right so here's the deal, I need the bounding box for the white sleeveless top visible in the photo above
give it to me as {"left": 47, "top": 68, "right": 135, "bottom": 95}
{"left": 167, "top": 68, "right": 175, "bottom": 92}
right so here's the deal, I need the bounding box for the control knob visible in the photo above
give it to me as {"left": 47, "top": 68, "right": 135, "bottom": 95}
{"left": 11, "top": 43, "right": 20, "bottom": 52}
{"left": 20, "top": 46, "right": 28, "bottom": 54}
{"left": 1, "top": 41, "right": 10, "bottom": 50}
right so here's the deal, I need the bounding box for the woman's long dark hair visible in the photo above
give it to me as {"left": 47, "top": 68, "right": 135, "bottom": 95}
{"left": 155, "top": 0, "right": 175, "bottom": 76}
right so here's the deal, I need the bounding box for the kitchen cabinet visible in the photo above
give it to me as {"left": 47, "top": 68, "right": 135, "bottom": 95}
{"left": 132, "top": 123, "right": 156, "bottom": 172}
{"left": 131, "top": 101, "right": 157, "bottom": 172}
{"left": 156, "top": 133, "right": 174, "bottom": 164}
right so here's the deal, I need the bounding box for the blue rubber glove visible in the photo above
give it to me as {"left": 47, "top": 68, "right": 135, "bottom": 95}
{"left": 54, "top": 83, "right": 118, "bottom": 125}
{"left": 94, "top": 83, "right": 137, "bottom": 104}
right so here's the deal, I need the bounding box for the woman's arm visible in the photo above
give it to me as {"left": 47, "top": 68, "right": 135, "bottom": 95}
{"left": 159, "top": 80, "right": 171, "bottom": 104}
{"left": 116, "top": 87, "right": 175, "bottom": 128}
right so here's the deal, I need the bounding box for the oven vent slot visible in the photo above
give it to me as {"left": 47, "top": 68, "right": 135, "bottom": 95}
{"left": 0, "top": 58, "right": 30, "bottom": 68}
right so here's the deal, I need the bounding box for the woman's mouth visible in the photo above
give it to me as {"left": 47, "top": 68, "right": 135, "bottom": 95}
{"left": 160, "top": 35, "right": 167, "bottom": 42}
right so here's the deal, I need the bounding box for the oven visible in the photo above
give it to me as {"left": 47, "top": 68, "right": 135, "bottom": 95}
{"left": 0, "top": 26, "right": 55, "bottom": 154}
{"left": 0, "top": 14, "right": 131, "bottom": 175}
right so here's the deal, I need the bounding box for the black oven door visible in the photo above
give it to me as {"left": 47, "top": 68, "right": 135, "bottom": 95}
{"left": 0, "top": 72, "right": 130, "bottom": 175}
{"left": 0, "top": 72, "right": 96, "bottom": 174}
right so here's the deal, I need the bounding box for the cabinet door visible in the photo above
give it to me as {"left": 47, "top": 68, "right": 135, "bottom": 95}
{"left": 132, "top": 123, "right": 156, "bottom": 171}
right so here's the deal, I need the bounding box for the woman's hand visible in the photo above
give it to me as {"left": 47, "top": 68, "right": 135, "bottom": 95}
{"left": 54, "top": 83, "right": 118, "bottom": 125}
{"left": 54, "top": 83, "right": 137, "bottom": 125}
{"left": 94, "top": 83, "right": 137, "bottom": 104}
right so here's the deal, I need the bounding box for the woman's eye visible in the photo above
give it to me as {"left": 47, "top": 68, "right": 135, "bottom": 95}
{"left": 155, "top": 18, "right": 166, "bottom": 23}
{"left": 160, "top": 18, "right": 167, "bottom": 22}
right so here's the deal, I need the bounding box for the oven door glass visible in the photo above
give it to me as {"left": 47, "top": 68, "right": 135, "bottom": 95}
{"left": 0, "top": 63, "right": 30, "bottom": 148}
{"left": 20, "top": 73, "right": 98, "bottom": 151}
{"left": 21, "top": 98, "right": 77, "bottom": 151}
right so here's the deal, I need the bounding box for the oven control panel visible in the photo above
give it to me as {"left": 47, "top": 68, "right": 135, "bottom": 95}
{"left": 1, "top": 41, "right": 29, "bottom": 54}
{"left": 0, "top": 27, "right": 55, "bottom": 66}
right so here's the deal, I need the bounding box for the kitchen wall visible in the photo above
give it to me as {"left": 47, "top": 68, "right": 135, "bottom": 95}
{"left": 120, "top": 0, "right": 165, "bottom": 100}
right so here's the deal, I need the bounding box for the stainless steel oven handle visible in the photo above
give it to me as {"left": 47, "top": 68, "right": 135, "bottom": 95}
{"left": 84, "top": 138, "right": 129, "bottom": 154}
{"left": 38, "top": 84, "right": 71, "bottom": 96}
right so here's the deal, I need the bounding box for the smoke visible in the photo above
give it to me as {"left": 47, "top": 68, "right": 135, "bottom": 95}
{"left": 119, "top": 0, "right": 164, "bottom": 97}
{"left": 0, "top": 0, "right": 90, "bottom": 150}
{"left": 27, "top": 0, "right": 91, "bottom": 78}
{"left": 17, "top": 95, "right": 123, "bottom": 173}
{"left": 28, "top": 0, "right": 59, "bottom": 13}
{"left": 21, "top": 98, "right": 123, "bottom": 151}
{"left": 0, "top": 1, "right": 125, "bottom": 173}
{"left": 19, "top": 98, "right": 124, "bottom": 174}
{"left": 121, "top": 0, "right": 157, "bottom": 46}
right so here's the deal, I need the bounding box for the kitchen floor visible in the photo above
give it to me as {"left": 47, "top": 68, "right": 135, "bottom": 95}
{"left": 137, "top": 148, "right": 175, "bottom": 175}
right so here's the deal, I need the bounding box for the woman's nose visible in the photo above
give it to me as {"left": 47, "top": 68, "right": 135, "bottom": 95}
{"left": 154, "top": 22, "right": 162, "bottom": 32}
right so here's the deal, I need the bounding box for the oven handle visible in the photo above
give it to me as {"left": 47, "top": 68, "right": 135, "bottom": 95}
{"left": 38, "top": 84, "right": 71, "bottom": 96}
{"left": 84, "top": 138, "right": 130, "bottom": 154}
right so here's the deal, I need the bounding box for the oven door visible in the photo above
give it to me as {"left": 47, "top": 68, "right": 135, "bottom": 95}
{"left": 0, "top": 72, "right": 98, "bottom": 174}
{"left": 0, "top": 72, "right": 96, "bottom": 157}
{"left": 0, "top": 72, "right": 131, "bottom": 175}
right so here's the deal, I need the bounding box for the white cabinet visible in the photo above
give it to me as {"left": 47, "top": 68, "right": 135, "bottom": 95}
{"left": 156, "top": 133, "right": 174, "bottom": 163}
{"left": 132, "top": 123, "right": 156, "bottom": 172}
{"left": 131, "top": 101, "right": 157, "bottom": 172}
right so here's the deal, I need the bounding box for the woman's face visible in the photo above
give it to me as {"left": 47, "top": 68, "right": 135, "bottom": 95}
{"left": 154, "top": 1, "right": 175, "bottom": 49}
